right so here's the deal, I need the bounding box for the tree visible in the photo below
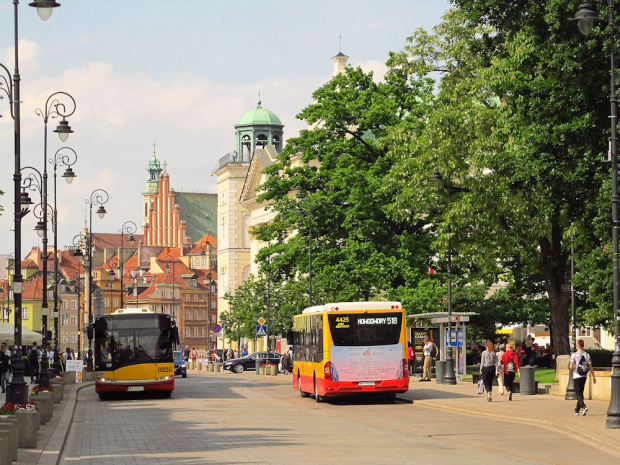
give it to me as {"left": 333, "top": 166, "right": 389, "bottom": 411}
{"left": 252, "top": 63, "right": 442, "bottom": 316}
{"left": 388, "top": 3, "right": 610, "bottom": 355}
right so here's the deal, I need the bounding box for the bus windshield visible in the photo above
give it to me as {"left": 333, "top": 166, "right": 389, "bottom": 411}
{"left": 328, "top": 312, "right": 402, "bottom": 346}
{"left": 94, "top": 315, "right": 173, "bottom": 370}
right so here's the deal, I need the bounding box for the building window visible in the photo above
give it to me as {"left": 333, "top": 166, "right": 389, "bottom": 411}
{"left": 211, "top": 301, "right": 216, "bottom": 309}
{"left": 22, "top": 308, "right": 28, "bottom": 319}
{"left": 62, "top": 301, "right": 67, "bottom": 309}
{"left": 211, "top": 315, "right": 216, "bottom": 323}
{"left": 192, "top": 279, "right": 197, "bottom": 287}
{"left": 201, "top": 327, "right": 206, "bottom": 337}
{"left": 201, "top": 294, "right": 206, "bottom": 302}
{"left": 71, "top": 301, "right": 76, "bottom": 310}
{"left": 194, "top": 294, "right": 198, "bottom": 302}
{"left": 202, "top": 310, "right": 207, "bottom": 320}
{"left": 185, "top": 309, "right": 190, "bottom": 319}
{"left": 104, "top": 298, "right": 109, "bottom": 307}
{"left": 70, "top": 317, "right": 77, "bottom": 326}
{"left": 113, "top": 298, "right": 118, "bottom": 307}
{"left": 185, "top": 328, "right": 190, "bottom": 338}
{"left": 202, "top": 257, "right": 207, "bottom": 267}
{"left": 194, "top": 310, "right": 199, "bottom": 320}
{"left": 162, "top": 290, "right": 166, "bottom": 298}
{"left": 193, "top": 327, "right": 199, "bottom": 338}
{"left": 70, "top": 333, "right": 77, "bottom": 343}
{"left": 93, "top": 272, "right": 98, "bottom": 279}
{"left": 61, "top": 333, "right": 68, "bottom": 343}
{"left": 186, "top": 294, "right": 190, "bottom": 302}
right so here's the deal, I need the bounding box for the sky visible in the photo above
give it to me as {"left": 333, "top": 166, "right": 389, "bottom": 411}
{"left": 0, "top": 0, "right": 451, "bottom": 257}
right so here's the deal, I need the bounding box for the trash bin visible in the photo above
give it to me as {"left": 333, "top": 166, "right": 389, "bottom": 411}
{"left": 435, "top": 360, "right": 446, "bottom": 384}
{"left": 519, "top": 365, "right": 536, "bottom": 395}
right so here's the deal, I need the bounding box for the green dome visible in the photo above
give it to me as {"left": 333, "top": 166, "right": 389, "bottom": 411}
{"left": 237, "top": 102, "right": 282, "bottom": 126}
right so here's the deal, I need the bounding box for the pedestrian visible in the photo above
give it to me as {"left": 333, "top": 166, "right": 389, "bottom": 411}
{"left": 280, "top": 352, "right": 291, "bottom": 374}
{"left": 420, "top": 338, "right": 434, "bottom": 381}
{"left": 227, "top": 348, "right": 234, "bottom": 360}
{"left": 28, "top": 342, "right": 40, "bottom": 384}
{"left": 479, "top": 340, "right": 498, "bottom": 402}
{"left": 407, "top": 342, "right": 413, "bottom": 376}
{"left": 569, "top": 338, "right": 596, "bottom": 416}
{"left": 496, "top": 343, "right": 506, "bottom": 396}
{"left": 241, "top": 346, "right": 248, "bottom": 357}
{"left": 46, "top": 344, "right": 54, "bottom": 369}
{"left": 500, "top": 341, "right": 520, "bottom": 401}
{"left": 0, "top": 342, "right": 9, "bottom": 393}
{"left": 183, "top": 345, "right": 190, "bottom": 362}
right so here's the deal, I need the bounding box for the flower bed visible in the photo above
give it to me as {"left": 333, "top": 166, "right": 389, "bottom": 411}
{"left": 30, "top": 385, "right": 54, "bottom": 396}
{"left": 0, "top": 402, "right": 38, "bottom": 415}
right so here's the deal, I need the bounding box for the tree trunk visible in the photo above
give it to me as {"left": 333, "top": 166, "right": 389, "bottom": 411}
{"left": 539, "top": 229, "right": 571, "bottom": 356}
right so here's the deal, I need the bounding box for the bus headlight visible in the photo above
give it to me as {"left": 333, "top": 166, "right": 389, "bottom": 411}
{"left": 99, "top": 378, "right": 116, "bottom": 383}
{"left": 156, "top": 375, "right": 173, "bottom": 382}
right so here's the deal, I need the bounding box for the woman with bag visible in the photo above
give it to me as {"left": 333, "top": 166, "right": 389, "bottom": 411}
{"left": 501, "top": 341, "right": 520, "bottom": 401}
{"left": 479, "top": 340, "right": 497, "bottom": 401}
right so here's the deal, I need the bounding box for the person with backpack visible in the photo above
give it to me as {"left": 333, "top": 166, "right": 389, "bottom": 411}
{"left": 569, "top": 338, "right": 596, "bottom": 416}
{"left": 500, "top": 341, "right": 520, "bottom": 401}
{"left": 479, "top": 340, "right": 498, "bottom": 402}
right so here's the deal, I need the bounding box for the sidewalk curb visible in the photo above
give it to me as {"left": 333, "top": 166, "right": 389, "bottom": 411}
{"left": 36, "top": 381, "right": 93, "bottom": 465}
{"left": 414, "top": 399, "right": 620, "bottom": 457}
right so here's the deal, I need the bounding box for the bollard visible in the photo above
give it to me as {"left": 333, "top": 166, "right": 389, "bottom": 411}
{"left": 519, "top": 365, "right": 536, "bottom": 395}
{"left": 256, "top": 359, "right": 261, "bottom": 375}
{"left": 270, "top": 364, "right": 278, "bottom": 376}
{"left": 64, "top": 370, "right": 76, "bottom": 384}
{"left": 0, "top": 435, "right": 9, "bottom": 465}
{"left": 16, "top": 409, "right": 40, "bottom": 448}
{"left": 0, "top": 418, "right": 18, "bottom": 462}
{"left": 435, "top": 360, "right": 446, "bottom": 384}
{"left": 208, "top": 362, "right": 214, "bottom": 372}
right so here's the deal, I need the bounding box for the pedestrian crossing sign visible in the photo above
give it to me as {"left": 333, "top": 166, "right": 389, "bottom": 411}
{"left": 256, "top": 324, "right": 267, "bottom": 337}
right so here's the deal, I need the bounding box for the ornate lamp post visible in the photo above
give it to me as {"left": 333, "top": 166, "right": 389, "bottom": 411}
{"left": 35, "top": 93, "right": 75, "bottom": 377}
{"left": 164, "top": 256, "right": 177, "bottom": 318}
{"left": 84, "top": 189, "right": 109, "bottom": 367}
{"left": 105, "top": 256, "right": 119, "bottom": 313}
{"left": 118, "top": 221, "right": 137, "bottom": 309}
{"left": 21, "top": 165, "right": 54, "bottom": 386}
{"left": 1, "top": 0, "right": 62, "bottom": 406}
{"left": 49, "top": 147, "right": 77, "bottom": 372}
{"left": 297, "top": 200, "right": 313, "bottom": 307}
{"left": 431, "top": 172, "right": 470, "bottom": 385}
{"left": 67, "top": 266, "right": 83, "bottom": 358}
{"left": 573, "top": 1, "right": 620, "bottom": 429}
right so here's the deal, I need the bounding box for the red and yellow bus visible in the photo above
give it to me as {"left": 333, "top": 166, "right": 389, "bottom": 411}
{"left": 290, "top": 301, "right": 409, "bottom": 402}
{"left": 93, "top": 308, "right": 179, "bottom": 400}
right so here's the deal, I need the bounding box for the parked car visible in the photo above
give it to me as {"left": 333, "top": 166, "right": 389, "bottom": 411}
{"left": 173, "top": 350, "right": 187, "bottom": 378}
{"left": 223, "top": 351, "right": 282, "bottom": 373}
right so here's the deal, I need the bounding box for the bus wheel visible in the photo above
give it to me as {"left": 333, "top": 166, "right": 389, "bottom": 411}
{"left": 314, "top": 376, "right": 323, "bottom": 403}
{"left": 384, "top": 393, "right": 396, "bottom": 403}
{"left": 98, "top": 393, "right": 109, "bottom": 401}
{"left": 299, "top": 372, "right": 309, "bottom": 397}
{"left": 162, "top": 391, "right": 172, "bottom": 399}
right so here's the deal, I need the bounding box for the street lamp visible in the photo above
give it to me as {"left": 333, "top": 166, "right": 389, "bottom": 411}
{"left": 67, "top": 266, "right": 83, "bottom": 359}
{"left": 164, "top": 257, "right": 177, "bottom": 317}
{"left": 574, "top": 0, "right": 620, "bottom": 429}
{"left": 297, "top": 200, "right": 313, "bottom": 307}
{"left": 84, "top": 189, "right": 109, "bottom": 367}
{"left": 431, "top": 172, "right": 470, "bottom": 385}
{"left": 21, "top": 165, "right": 54, "bottom": 386}
{"left": 106, "top": 256, "right": 119, "bottom": 313}
{"left": 201, "top": 239, "right": 214, "bottom": 353}
{"left": 118, "top": 221, "right": 137, "bottom": 309}
{"left": 565, "top": 232, "right": 578, "bottom": 400}
{"left": 1, "top": 0, "right": 62, "bottom": 406}
{"left": 50, "top": 147, "right": 77, "bottom": 373}
{"left": 35, "top": 93, "right": 76, "bottom": 377}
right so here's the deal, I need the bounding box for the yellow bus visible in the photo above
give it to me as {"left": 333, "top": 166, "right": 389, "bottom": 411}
{"left": 290, "top": 301, "right": 409, "bottom": 402}
{"left": 93, "top": 308, "right": 179, "bottom": 400}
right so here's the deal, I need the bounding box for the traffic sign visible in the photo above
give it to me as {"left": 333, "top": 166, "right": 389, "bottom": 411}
{"left": 256, "top": 325, "right": 267, "bottom": 337}
{"left": 213, "top": 324, "right": 222, "bottom": 334}
{"left": 257, "top": 317, "right": 266, "bottom": 326}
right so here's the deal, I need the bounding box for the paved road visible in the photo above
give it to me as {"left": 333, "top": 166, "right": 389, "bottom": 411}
{"left": 59, "top": 373, "right": 620, "bottom": 464}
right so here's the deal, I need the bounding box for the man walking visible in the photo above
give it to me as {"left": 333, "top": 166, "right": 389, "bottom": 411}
{"left": 569, "top": 338, "right": 596, "bottom": 416}
{"left": 0, "top": 342, "right": 9, "bottom": 393}
{"left": 420, "top": 338, "right": 434, "bottom": 381}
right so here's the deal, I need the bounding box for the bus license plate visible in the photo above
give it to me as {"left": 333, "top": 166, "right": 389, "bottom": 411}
{"left": 358, "top": 381, "right": 375, "bottom": 386}
{"left": 127, "top": 386, "right": 144, "bottom": 392}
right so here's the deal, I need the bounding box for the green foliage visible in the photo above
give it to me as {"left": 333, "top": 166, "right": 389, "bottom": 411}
{"left": 586, "top": 349, "right": 614, "bottom": 368}
{"left": 253, "top": 63, "right": 442, "bottom": 316}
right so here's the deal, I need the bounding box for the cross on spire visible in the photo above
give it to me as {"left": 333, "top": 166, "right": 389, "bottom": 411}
{"left": 152, "top": 141, "right": 157, "bottom": 154}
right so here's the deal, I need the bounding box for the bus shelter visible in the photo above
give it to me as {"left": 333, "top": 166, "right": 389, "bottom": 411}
{"left": 408, "top": 312, "right": 478, "bottom": 381}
